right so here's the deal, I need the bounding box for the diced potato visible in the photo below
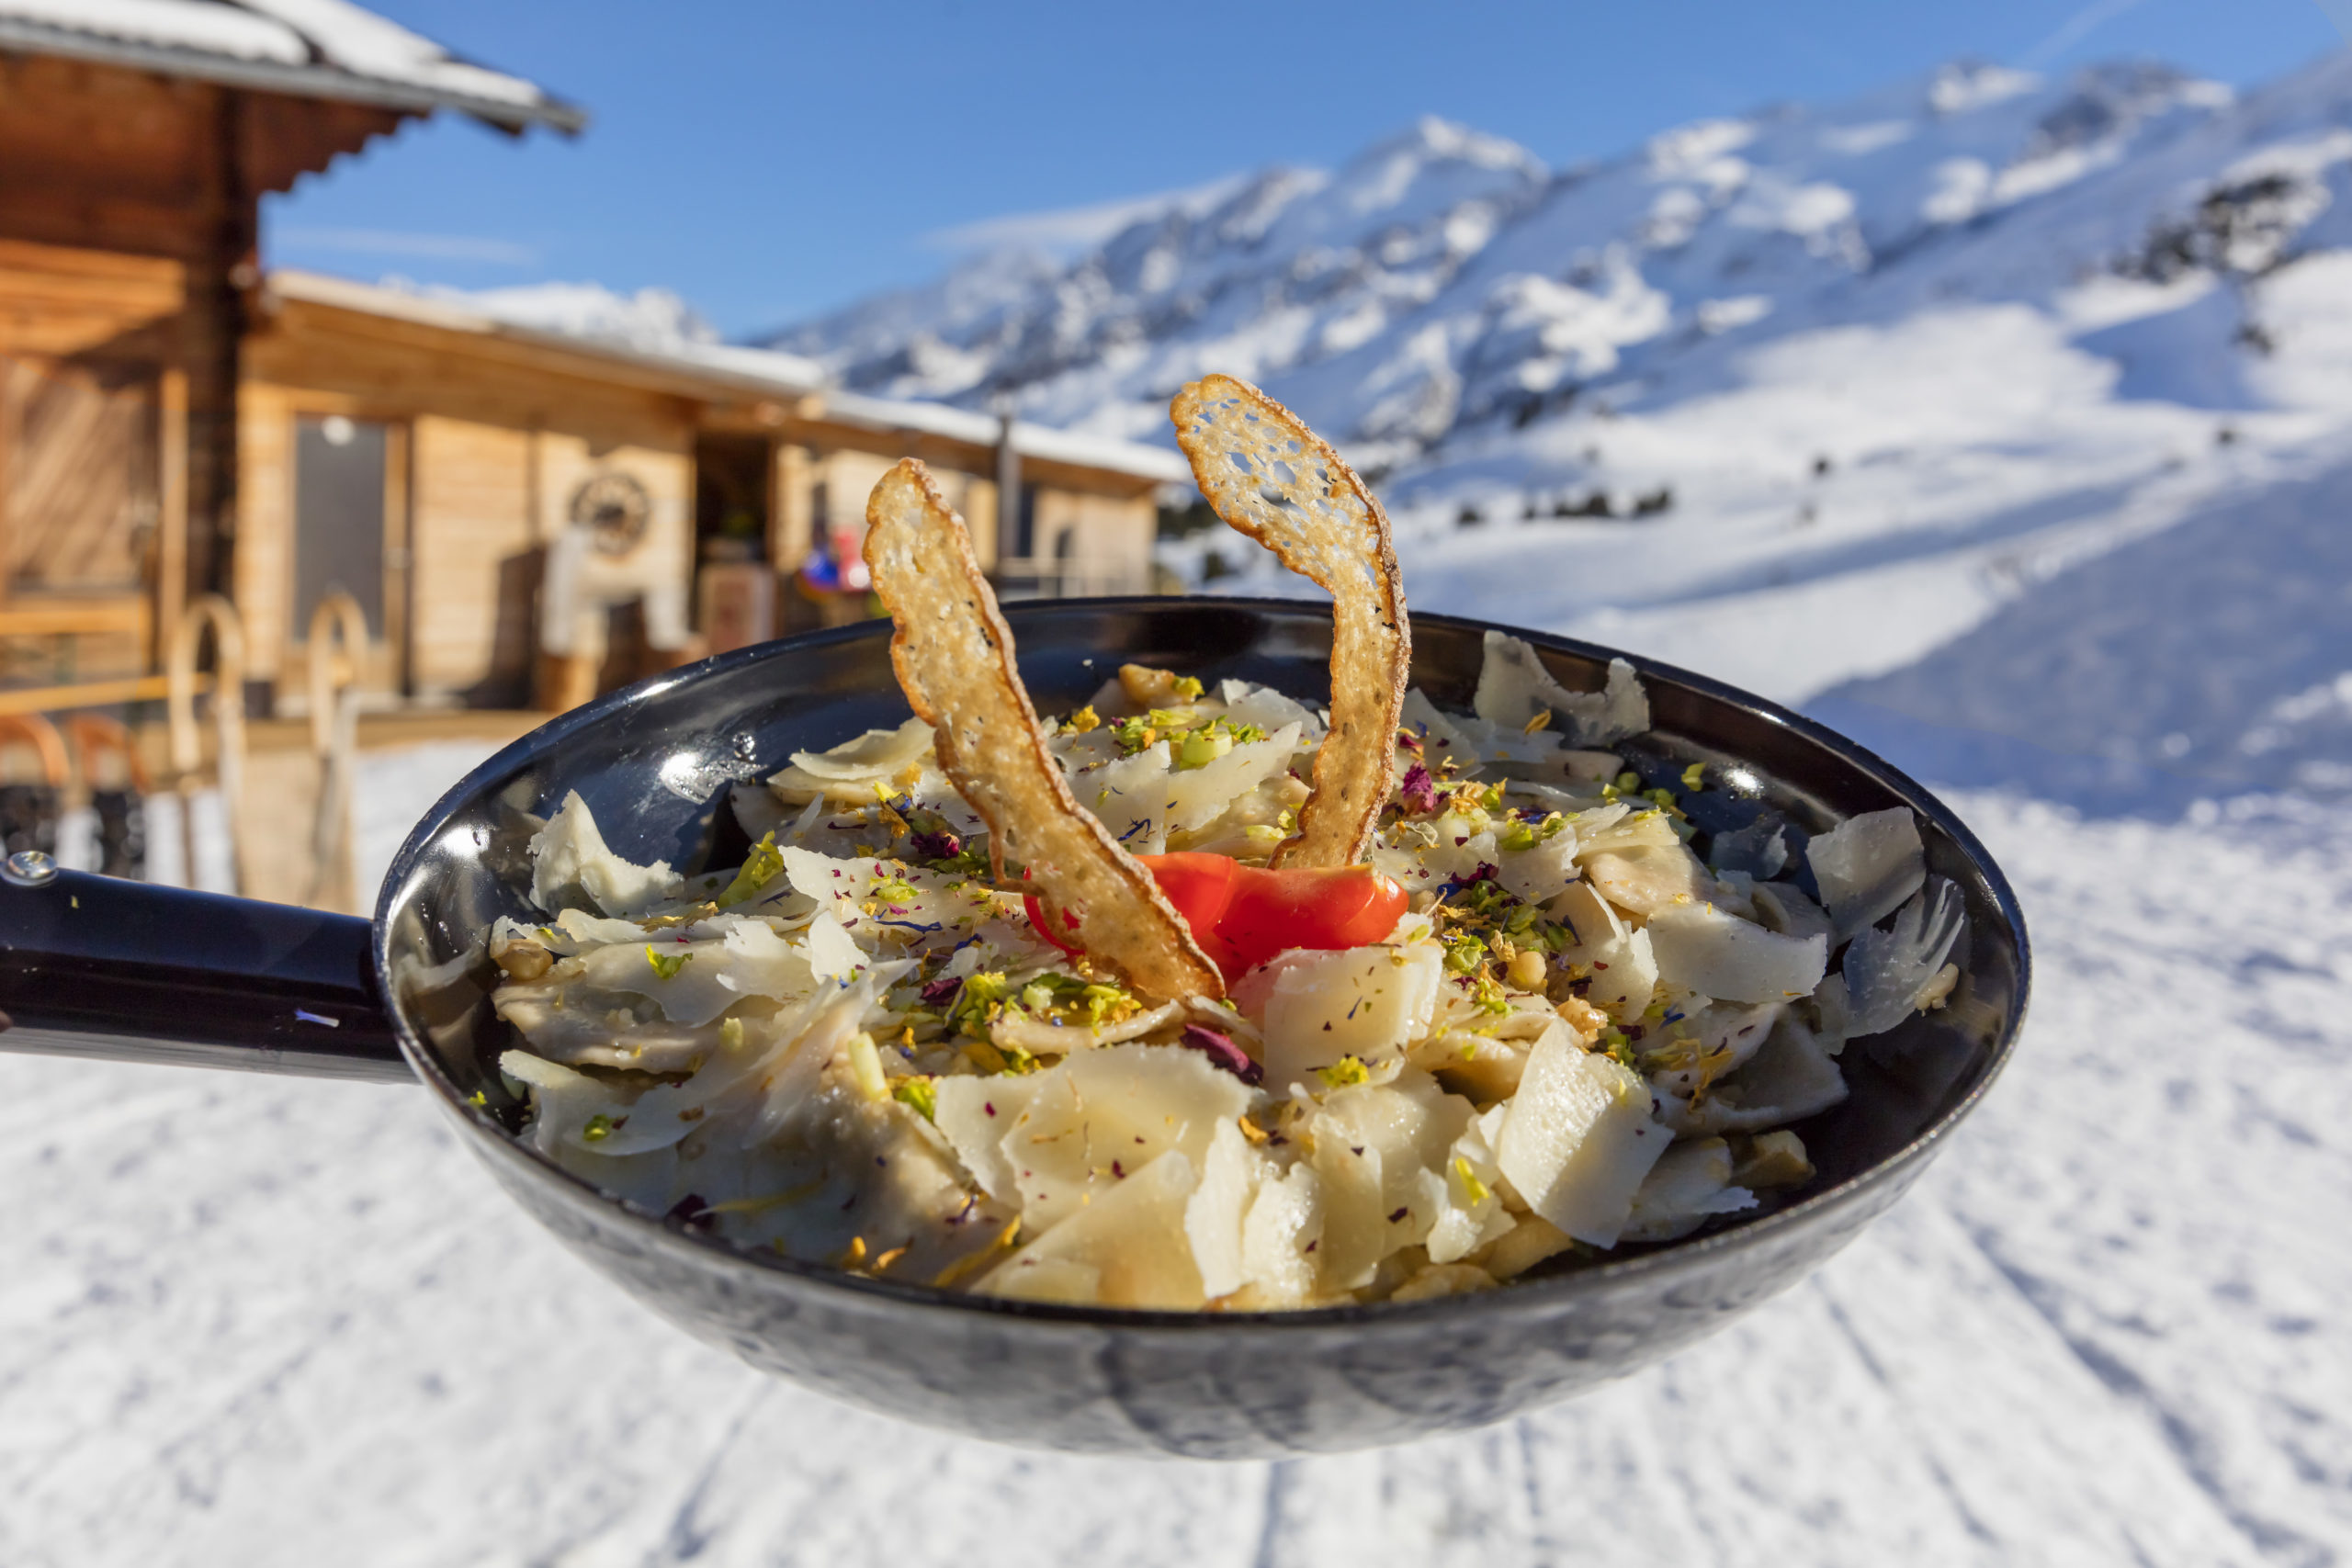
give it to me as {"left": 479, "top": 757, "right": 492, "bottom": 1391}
{"left": 1645, "top": 902, "right": 1826, "bottom": 1004}
{"left": 1495, "top": 1029, "right": 1670, "bottom": 1247}
{"left": 1474, "top": 1213, "right": 1577, "bottom": 1280}
{"left": 978, "top": 1150, "right": 1204, "bottom": 1309}
{"left": 1807, "top": 807, "right": 1926, "bottom": 942}
{"left": 1261, "top": 943, "right": 1443, "bottom": 1089}
{"left": 1388, "top": 1262, "right": 1499, "bottom": 1303}
{"left": 1731, "top": 1129, "right": 1815, "bottom": 1189}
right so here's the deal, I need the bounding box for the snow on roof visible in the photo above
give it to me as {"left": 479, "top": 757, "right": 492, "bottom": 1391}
{"left": 264, "top": 270, "right": 1193, "bottom": 486}
{"left": 0, "top": 0, "right": 582, "bottom": 132}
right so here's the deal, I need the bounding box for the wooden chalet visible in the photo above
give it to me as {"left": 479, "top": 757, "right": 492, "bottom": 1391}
{"left": 0, "top": 1, "right": 1184, "bottom": 725}
{"left": 238, "top": 272, "right": 1184, "bottom": 713}
{"left": 0, "top": 0, "right": 582, "bottom": 711}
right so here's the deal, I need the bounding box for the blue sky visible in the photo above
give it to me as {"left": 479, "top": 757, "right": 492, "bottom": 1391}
{"left": 266, "top": 0, "right": 2347, "bottom": 338}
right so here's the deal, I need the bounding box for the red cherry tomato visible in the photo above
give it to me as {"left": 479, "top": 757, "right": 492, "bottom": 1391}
{"left": 1023, "top": 852, "right": 1406, "bottom": 984}
{"left": 1214, "top": 863, "right": 1408, "bottom": 976}
{"left": 1136, "top": 852, "right": 1246, "bottom": 974}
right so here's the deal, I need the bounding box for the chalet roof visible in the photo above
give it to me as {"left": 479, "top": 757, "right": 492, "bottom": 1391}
{"left": 0, "top": 0, "right": 583, "bottom": 133}
{"left": 263, "top": 270, "right": 1196, "bottom": 487}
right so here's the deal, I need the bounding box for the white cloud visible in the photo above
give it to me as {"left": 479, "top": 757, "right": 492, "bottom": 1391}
{"left": 2018, "top": 0, "right": 2152, "bottom": 70}
{"left": 922, "top": 173, "right": 1253, "bottom": 257}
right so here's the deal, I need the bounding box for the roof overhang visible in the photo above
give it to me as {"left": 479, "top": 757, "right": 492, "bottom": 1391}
{"left": 0, "top": 14, "right": 585, "bottom": 134}
{"left": 260, "top": 271, "right": 1196, "bottom": 488}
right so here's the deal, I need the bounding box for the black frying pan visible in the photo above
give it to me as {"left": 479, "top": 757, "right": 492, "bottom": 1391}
{"left": 0, "top": 599, "right": 2028, "bottom": 1459}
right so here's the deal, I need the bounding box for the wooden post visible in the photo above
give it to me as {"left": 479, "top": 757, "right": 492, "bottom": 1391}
{"left": 154, "top": 365, "right": 188, "bottom": 672}
{"left": 182, "top": 85, "right": 253, "bottom": 609}
{"left": 770, "top": 440, "right": 811, "bottom": 573}
{"left": 303, "top": 590, "right": 366, "bottom": 912}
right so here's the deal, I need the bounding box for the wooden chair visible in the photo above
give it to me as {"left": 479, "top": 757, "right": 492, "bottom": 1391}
{"left": 164, "top": 593, "right": 248, "bottom": 894}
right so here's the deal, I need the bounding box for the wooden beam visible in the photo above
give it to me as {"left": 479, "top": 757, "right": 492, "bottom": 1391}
{"left": 0, "top": 670, "right": 202, "bottom": 715}
{"left": 155, "top": 363, "right": 187, "bottom": 665}
{"left": 0, "top": 597, "right": 147, "bottom": 637}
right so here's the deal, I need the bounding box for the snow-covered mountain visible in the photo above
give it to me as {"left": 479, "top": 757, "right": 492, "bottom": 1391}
{"left": 769, "top": 52, "right": 2352, "bottom": 485}
{"left": 770, "top": 50, "right": 2352, "bottom": 734}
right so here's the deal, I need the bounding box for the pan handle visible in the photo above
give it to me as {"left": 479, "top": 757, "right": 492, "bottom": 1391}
{"left": 0, "top": 852, "right": 410, "bottom": 1083}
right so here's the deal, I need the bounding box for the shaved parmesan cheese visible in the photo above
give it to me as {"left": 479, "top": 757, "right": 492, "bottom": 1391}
{"left": 799, "top": 911, "right": 865, "bottom": 985}
{"left": 1586, "top": 926, "right": 1658, "bottom": 1022}
{"left": 1495, "top": 1029, "right": 1669, "bottom": 1247}
{"left": 1399, "top": 687, "right": 1477, "bottom": 761}
{"left": 1475, "top": 633, "right": 1650, "bottom": 747}
{"left": 1807, "top": 807, "right": 1927, "bottom": 942}
{"left": 1657, "top": 1010, "right": 1849, "bottom": 1136}
{"left": 1547, "top": 880, "right": 1626, "bottom": 958}
{"left": 1583, "top": 843, "right": 1713, "bottom": 917}
{"left": 978, "top": 1150, "right": 1204, "bottom": 1309}
{"left": 1645, "top": 902, "right": 1826, "bottom": 1003}
{"left": 1843, "top": 877, "right": 1965, "bottom": 1036}
{"left": 787, "top": 718, "right": 933, "bottom": 782}
{"left": 1164, "top": 722, "right": 1305, "bottom": 833}
{"left": 1238, "top": 1161, "right": 1325, "bottom": 1306}
{"left": 1493, "top": 822, "right": 1582, "bottom": 906}
{"left": 933, "top": 1073, "right": 1054, "bottom": 1202}
{"left": 528, "top": 791, "right": 679, "bottom": 917}
{"left": 1623, "top": 1137, "right": 1757, "bottom": 1243}
{"left": 1076, "top": 739, "right": 1172, "bottom": 852}
{"left": 1261, "top": 942, "right": 1444, "bottom": 1088}
{"left": 990, "top": 1045, "right": 1250, "bottom": 1232}
{"left": 1219, "top": 681, "right": 1322, "bottom": 739}
{"left": 1184, "top": 1118, "right": 1261, "bottom": 1299}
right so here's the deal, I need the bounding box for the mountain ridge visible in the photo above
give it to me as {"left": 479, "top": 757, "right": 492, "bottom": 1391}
{"left": 761, "top": 51, "right": 2352, "bottom": 516}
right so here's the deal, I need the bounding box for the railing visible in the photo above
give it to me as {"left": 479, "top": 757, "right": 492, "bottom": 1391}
{"left": 990, "top": 556, "right": 1154, "bottom": 601}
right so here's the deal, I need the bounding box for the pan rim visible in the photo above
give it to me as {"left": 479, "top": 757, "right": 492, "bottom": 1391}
{"left": 374, "top": 596, "right": 2030, "bottom": 1335}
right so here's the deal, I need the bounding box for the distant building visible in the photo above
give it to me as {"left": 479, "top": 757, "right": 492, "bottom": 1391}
{"left": 243, "top": 272, "right": 1183, "bottom": 711}
{"left": 0, "top": 1, "right": 1182, "bottom": 718}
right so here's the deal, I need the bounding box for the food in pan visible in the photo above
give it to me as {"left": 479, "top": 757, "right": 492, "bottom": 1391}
{"left": 485, "top": 377, "right": 1968, "bottom": 1311}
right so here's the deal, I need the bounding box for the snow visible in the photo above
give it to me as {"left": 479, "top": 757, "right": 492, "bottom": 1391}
{"left": 0, "top": 0, "right": 304, "bottom": 63}
{"left": 9, "top": 44, "right": 2352, "bottom": 1567}
{"left": 0, "top": 0, "right": 567, "bottom": 119}
{"left": 11, "top": 449, "right": 2352, "bottom": 1562}
{"left": 5, "top": 777, "right": 2346, "bottom": 1562}
{"left": 389, "top": 278, "right": 723, "bottom": 355}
